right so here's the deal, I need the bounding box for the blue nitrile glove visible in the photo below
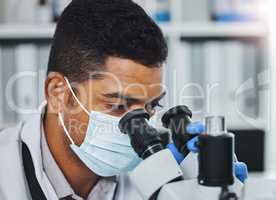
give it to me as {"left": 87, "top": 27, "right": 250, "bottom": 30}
{"left": 186, "top": 122, "right": 205, "bottom": 153}
{"left": 234, "top": 162, "right": 248, "bottom": 183}
{"left": 167, "top": 143, "right": 185, "bottom": 164}
{"left": 167, "top": 122, "right": 204, "bottom": 163}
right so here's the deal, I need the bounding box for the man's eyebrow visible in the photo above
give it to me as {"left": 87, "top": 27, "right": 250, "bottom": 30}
{"left": 102, "top": 91, "right": 166, "bottom": 103}
{"left": 102, "top": 92, "right": 142, "bottom": 103}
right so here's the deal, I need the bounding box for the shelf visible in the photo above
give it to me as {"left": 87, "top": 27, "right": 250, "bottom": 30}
{"left": 0, "top": 23, "right": 56, "bottom": 39}
{"left": 0, "top": 22, "right": 268, "bottom": 40}
{"left": 160, "top": 22, "right": 268, "bottom": 38}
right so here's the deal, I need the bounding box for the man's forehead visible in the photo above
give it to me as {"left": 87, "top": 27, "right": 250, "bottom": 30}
{"left": 103, "top": 57, "right": 163, "bottom": 84}
{"left": 87, "top": 75, "right": 164, "bottom": 103}
{"left": 80, "top": 57, "right": 164, "bottom": 101}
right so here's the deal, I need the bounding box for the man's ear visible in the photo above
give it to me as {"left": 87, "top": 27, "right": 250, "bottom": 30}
{"left": 45, "top": 72, "right": 69, "bottom": 114}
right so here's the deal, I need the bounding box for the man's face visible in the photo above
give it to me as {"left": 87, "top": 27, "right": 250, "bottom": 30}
{"left": 57, "top": 57, "right": 165, "bottom": 145}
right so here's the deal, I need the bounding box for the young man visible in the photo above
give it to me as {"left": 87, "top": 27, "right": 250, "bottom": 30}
{"left": 0, "top": 0, "right": 168, "bottom": 199}
{"left": 0, "top": 0, "right": 248, "bottom": 199}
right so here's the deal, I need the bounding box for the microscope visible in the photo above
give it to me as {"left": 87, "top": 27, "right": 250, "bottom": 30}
{"left": 162, "top": 106, "right": 240, "bottom": 200}
{"left": 119, "top": 106, "right": 274, "bottom": 200}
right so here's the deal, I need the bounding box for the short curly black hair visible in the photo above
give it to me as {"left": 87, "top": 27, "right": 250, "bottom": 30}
{"left": 47, "top": 0, "right": 168, "bottom": 82}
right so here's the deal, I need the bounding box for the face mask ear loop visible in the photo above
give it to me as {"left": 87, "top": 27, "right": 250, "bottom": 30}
{"left": 58, "top": 112, "right": 75, "bottom": 145}
{"left": 64, "top": 77, "right": 90, "bottom": 116}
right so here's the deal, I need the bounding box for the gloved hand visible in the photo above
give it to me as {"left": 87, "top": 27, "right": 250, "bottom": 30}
{"left": 234, "top": 162, "right": 248, "bottom": 183}
{"left": 186, "top": 122, "right": 205, "bottom": 153}
{"left": 167, "top": 122, "right": 204, "bottom": 163}
{"left": 167, "top": 121, "right": 248, "bottom": 183}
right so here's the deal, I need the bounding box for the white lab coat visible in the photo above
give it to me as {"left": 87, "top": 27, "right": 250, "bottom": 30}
{"left": 0, "top": 111, "right": 142, "bottom": 200}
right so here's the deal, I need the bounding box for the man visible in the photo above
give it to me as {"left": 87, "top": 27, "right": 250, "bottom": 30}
{"left": 0, "top": 0, "right": 247, "bottom": 199}
{"left": 0, "top": 0, "right": 167, "bottom": 199}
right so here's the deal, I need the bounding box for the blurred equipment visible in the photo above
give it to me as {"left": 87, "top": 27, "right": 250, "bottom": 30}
{"left": 209, "top": 0, "right": 259, "bottom": 22}
{"left": 148, "top": 0, "right": 171, "bottom": 22}
{"left": 133, "top": 0, "right": 171, "bottom": 22}
{"left": 230, "top": 129, "right": 265, "bottom": 172}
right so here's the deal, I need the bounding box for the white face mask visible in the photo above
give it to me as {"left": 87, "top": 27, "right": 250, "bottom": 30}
{"left": 58, "top": 77, "right": 141, "bottom": 177}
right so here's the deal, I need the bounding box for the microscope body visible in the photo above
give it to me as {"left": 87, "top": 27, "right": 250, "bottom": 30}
{"left": 156, "top": 167, "right": 276, "bottom": 200}
{"left": 130, "top": 149, "right": 183, "bottom": 200}
{"left": 157, "top": 152, "right": 244, "bottom": 200}
{"left": 158, "top": 178, "right": 243, "bottom": 200}
{"left": 129, "top": 150, "right": 243, "bottom": 200}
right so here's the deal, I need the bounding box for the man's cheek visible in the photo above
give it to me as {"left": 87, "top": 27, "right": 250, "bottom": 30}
{"left": 68, "top": 118, "right": 88, "bottom": 137}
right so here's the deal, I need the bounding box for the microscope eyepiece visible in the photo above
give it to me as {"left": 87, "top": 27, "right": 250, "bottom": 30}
{"left": 119, "top": 109, "right": 164, "bottom": 159}
{"left": 118, "top": 109, "right": 150, "bottom": 134}
{"left": 161, "top": 105, "right": 195, "bottom": 157}
{"left": 161, "top": 105, "right": 192, "bottom": 128}
{"left": 205, "top": 116, "right": 226, "bottom": 136}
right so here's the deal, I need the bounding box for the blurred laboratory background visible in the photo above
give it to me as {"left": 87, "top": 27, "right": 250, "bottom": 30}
{"left": 0, "top": 0, "right": 275, "bottom": 178}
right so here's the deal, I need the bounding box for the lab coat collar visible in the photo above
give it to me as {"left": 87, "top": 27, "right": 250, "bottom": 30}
{"left": 20, "top": 101, "right": 47, "bottom": 183}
